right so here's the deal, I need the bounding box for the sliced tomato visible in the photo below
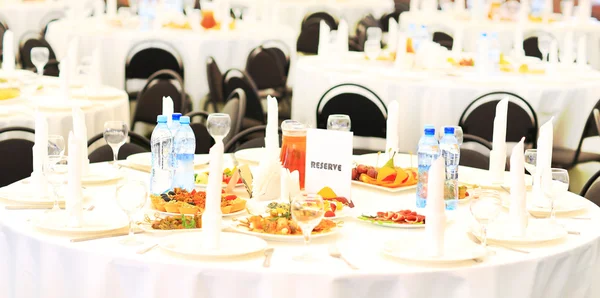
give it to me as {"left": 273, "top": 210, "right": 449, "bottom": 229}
{"left": 377, "top": 212, "right": 386, "bottom": 217}
{"left": 224, "top": 195, "right": 237, "bottom": 201}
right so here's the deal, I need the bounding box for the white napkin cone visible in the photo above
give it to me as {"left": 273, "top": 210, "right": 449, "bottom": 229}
{"left": 577, "top": 34, "right": 587, "bottom": 67}
{"left": 93, "top": 0, "right": 105, "bottom": 17}
{"left": 88, "top": 48, "right": 103, "bottom": 89}
{"left": 318, "top": 20, "right": 330, "bottom": 56}
{"left": 72, "top": 107, "right": 89, "bottom": 175}
{"left": 452, "top": 28, "right": 464, "bottom": 54}
{"left": 31, "top": 111, "right": 49, "bottom": 199}
{"left": 2, "top": 30, "right": 15, "bottom": 71}
{"left": 489, "top": 97, "right": 508, "bottom": 184}
{"left": 455, "top": 0, "right": 465, "bottom": 11}
{"left": 202, "top": 142, "right": 224, "bottom": 250}
{"left": 387, "top": 18, "right": 398, "bottom": 53}
{"left": 252, "top": 96, "right": 281, "bottom": 201}
{"left": 512, "top": 27, "right": 525, "bottom": 58}
{"left": 562, "top": 32, "right": 575, "bottom": 64}
{"left": 337, "top": 20, "right": 349, "bottom": 53}
{"left": 59, "top": 54, "right": 71, "bottom": 103}
{"left": 162, "top": 96, "right": 174, "bottom": 127}
{"left": 509, "top": 138, "right": 528, "bottom": 237}
{"left": 66, "top": 38, "right": 80, "bottom": 80}
{"left": 410, "top": 0, "right": 420, "bottom": 11}
{"left": 385, "top": 100, "right": 399, "bottom": 155}
{"left": 563, "top": 0, "right": 573, "bottom": 19}
{"left": 67, "top": 131, "right": 83, "bottom": 228}
{"left": 394, "top": 32, "right": 410, "bottom": 69}
{"left": 533, "top": 117, "right": 554, "bottom": 206}
{"left": 577, "top": 0, "right": 591, "bottom": 21}
{"left": 107, "top": 0, "right": 117, "bottom": 17}
{"left": 425, "top": 156, "right": 446, "bottom": 257}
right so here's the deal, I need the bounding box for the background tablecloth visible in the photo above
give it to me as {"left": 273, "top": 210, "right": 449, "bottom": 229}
{"left": 0, "top": 1, "right": 67, "bottom": 47}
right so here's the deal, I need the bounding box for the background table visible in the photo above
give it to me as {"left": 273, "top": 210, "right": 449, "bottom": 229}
{"left": 0, "top": 1, "right": 66, "bottom": 46}
{"left": 291, "top": 53, "right": 600, "bottom": 153}
{"left": 45, "top": 17, "right": 296, "bottom": 108}
{"left": 1, "top": 157, "right": 599, "bottom": 298}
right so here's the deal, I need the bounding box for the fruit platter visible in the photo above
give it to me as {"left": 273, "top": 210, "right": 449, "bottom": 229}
{"left": 150, "top": 188, "right": 246, "bottom": 216}
{"left": 357, "top": 209, "right": 426, "bottom": 228}
{"left": 351, "top": 155, "right": 418, "bottom": 192}
{"left": 317, "top": 187, "right": 354, "bottom": 218}
{"left": 194, "top": 167, "right": 243, "bottom": 188}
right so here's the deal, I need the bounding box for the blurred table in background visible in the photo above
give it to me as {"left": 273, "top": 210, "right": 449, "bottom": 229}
{"left": 0, "top": 0, "right": 66, "bottom": 45}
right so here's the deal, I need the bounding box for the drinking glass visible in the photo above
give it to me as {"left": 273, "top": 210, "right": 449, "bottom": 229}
{"left": 524, "top": 149, "right": 537, "bottom": 179}
{"left": 129, "top": 0, "right": 139, "bottom": 14}
{"left": 116, "top": 179, "right": 147, "bottom": 245}
{"left": 548, "top": 168, "right": 569, "bottom": 222}
{"left": 327, "top": 114, "right": 351, "bottom": 131}
{"left": 291, "top": 194, "right": 325, "bottom": 261}
{"left": 364, "top": 39, "right": 381, "bottom": 61}
{"left": 537, "top": 34, "right": 552, "bottom": 62}
{"left": 207, "top": 113, "right": 231, "bottom": 144}
{"left": 280, "top": 120, "right": 307, "bottom": 189}
{"left": 47, "top": 135, "right": 66, "bottom": 212}
{"left": 366, "top": 27, "right": 382, "bottom": 42}
{"left": 31, "top": 47, "right": 50, "bottom": 77}
{"left": 103, "top": 121, "right": 128, "bottom": 165}
{"left": 470, "top": 191, "right": 502, "bottom": 254}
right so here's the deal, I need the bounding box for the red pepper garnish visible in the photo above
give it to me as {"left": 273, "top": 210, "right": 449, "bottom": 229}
{"left": 328, "top": 197, "right": 355, "bottom": 208}
{"left": 224, "top": 195, "right": 237, "bottom": 201}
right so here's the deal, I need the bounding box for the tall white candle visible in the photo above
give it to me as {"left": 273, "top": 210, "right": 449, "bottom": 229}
{"left": 425, "top": 156, "right": 446, "bottom": 257}
{"left": 535, "top": 118, "right": 554, "bottom": 202}
{"left": 162, "top": 96, "right": 174, "bottom": 127}
{"left": 577, "top": 34, "right": 587, "bottom": 67}
{"left": 202, "top": 142, "right": 224, "bottom": 250}
{"left": 489, "top": 98, "right": 508, "bottom": 183}
{"left": 509, "top": 138, "right": 527, "bottom": 237}
{"left": 388, "top": 18, "right": 398, "bottom": 53}
{"left": 2, "top": 30, "right": 15, "bottom": 71}
{"left": 492, "top": 98, "right": 508, "bottom": 146}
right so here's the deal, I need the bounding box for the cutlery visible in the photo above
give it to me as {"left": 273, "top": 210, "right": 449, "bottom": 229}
{"left": 6, "top": 204, "right": 65, "bottom": 210}
{"left": 263, "top": 248, "right": 274, "bottom": 268}
{"left": 328, "top": 245, "right": 359, "bottom": 270}
{"left": 500, "top": 186, "right": 511, "bottom": 195}
{"left": 70, "top": 230, "right": 144, "bottom": 242}
{"left": 116, "top": 163, "right": 151, "bottom": 173}
{"left": 529, "top": 212, "right": 590, "bottom": 220}
{"left": 467, "top": 232, "right": 530, "bottom": 254}
{"left": 568, "top": 231, "right": 581, "bottom": 235}
{"left": 137, "top": 243, "right": 158, "bottom": 255}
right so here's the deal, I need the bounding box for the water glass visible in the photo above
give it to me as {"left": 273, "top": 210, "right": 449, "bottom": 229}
{"left": 103, "top": 121, "right": 128, "bottom": 164}
{"left": 47, "top": 135, "right": 66, "bottom": 211}
{"left": 327, "top": 114, "right": 351, "bottom": 131}
{"left": 548, "top": 168, "right": 569, "bottom": 222}
{"left": 291, "top": 194, "right": 325, "bottom": 261}
{"left": 470, "top": 191, "right": 502, "bottom": 254}
{"left": 366, "top": 27, "right": 383, "bottom": 42}
{"left": 524, "top": 149, "right": 537, "bottom": 179}
{"left": 31, "top": 47, "right": 50, "bottom": 76}
{"left": 207, "top": 113, "right": 231, "bottom": 144}
{"left": 537, "top": 34, "right": 552, "bottom": 62}
{"left": 129, "top": 0, "right": 139, "bottom": 14}
{"left": 364, "top": 40, "right": 381, "bottom": 61}
{"left": 116, "top": 179, "right": 147, "bottom": 245}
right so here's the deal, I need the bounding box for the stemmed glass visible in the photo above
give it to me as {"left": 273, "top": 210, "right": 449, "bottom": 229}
{"left": 470, "top": 190, "right": 502, "bottom": 255}
{"left": 547, "top": 168, "right": 569, "bottom": 223}
{"left": 31, "top": 47, "right": 50, "bottom": 77}
{"left": 46, "top": 135, "right": 66, "bottom": 212}
{"left": 116, "top": 179, "right": 147, "bottom": 246}
{"left": 537, "top": 33, "right": 552, "bottom": 62}
{"left": 327, "top": 114, "right": 351, "bottom": 131}
{"left": 103, "top": 121, "right": 128, "bottom": 165}
{"left": 291, "top": 194, "right": 325, "bottom": 262}
{"left": 524, "top": 149, "right": 537, "bottom": 184}
{"left": 365, "top": 27, "right": 382, "bottom": 61}
{"left": 207, "top": 113, "right": 231, "bottom": 144}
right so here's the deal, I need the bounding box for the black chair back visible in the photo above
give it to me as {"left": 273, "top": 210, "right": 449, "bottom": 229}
{"left": 125, "top": 40, "right": 184, "bottom": 96}
{"left": 433, "top": 32, "right": 454, "bottom": 50}
{"left": 221, "top": 88, "right": 247, "bottom": 144}
{"left": 222, "top": 69, "right": 265, "bottom": 124}
{"left": 352, "top": 15, "right": 381, "bottom": 51}
{"left": 205, "top": 56, "right": 224, "bottom": 112}
{"left": 88, "top": 131, "right": 150, "bottom": 163}
{"left": 0, "top": 21, "right": 8, "bottom": 61}
{"left": 224, "top": 125, "right": 282, "bottom": 153}
{"left": 19, "top": 33, "right": 60, "bottom": 76}
{"left": 459, "top": 92, "right": 538, "bottom": 147}
{"left": 40, "top": 11, "right": 65, "bottom": 36}
{"left": 262, "top": 40, "right": 291, "bottom": 75}
{"left": 0, "top": 126, "right": 35, "bottom": 187}
{"left": 302, "top": 12, "right": 338, "bottom": 30}
{"left": 460, "top": 134, "right": 494, "bottom": 170}
{"left": 580, "top": 169, "right": 600, "bottom": 206}
{"left": 594, "top": 109, "right": 600, "bottom": 136}
{"left": 565, "top": 100, "right": 600, "bottom": 166}
{"left": 185, "top": 111, "right": 212, "bottom": 154}
{"left": 245, "top": 45, "right": 287, "bottom": 92}
{"left": 523, "top": 36, "right": 543, "bottom": 60}
{"left": 380, "top": 11, "right": 402, "bottom": 32}
{"left": 296, "top": 17, "right": 323, "bottom": 54}
{"left": 316, "top": 83, "right": 386, "bottom": 139}
{"left": 131, "top": 70, "right": 186, "bottom": 131}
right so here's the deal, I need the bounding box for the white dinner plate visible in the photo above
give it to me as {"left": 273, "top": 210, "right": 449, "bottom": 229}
{"left": 71, "top": 87, "right": 124, "bottom": 100}
{"left": 82, "top": 164, "right": 123, "bottom": 184}
{"left": 501, "top": 192, "right": 587, "bottom": 217}
{"left": 383, "top": 237, "right": 487, "bottom": 263}
{"left": 126, "top": 152, "right": 210, "bottom": 168}
{"left": 0, "top": 183, "right": 91, "bottom": 204}
{"left": 473, "top": 219, "right": 567, "bottom": 245}
{"left": 351, "top": 180, "right": 417, "bottom": 193}
{"left": 354, "top": 153, "right": 417, "bottom": 168}
{"left": 458, "top": 195, "right": 473, "bottom": 204}
{"left": 35, "top": 211, "right": 127, "bottom": 234}
{"left": 159, "top": 232, "right": 267, "bottom": 257}
{"left": 324, "top": 206, "right": 354, "bottom": 220}
{"left": 234, "top": 147, "right": 266, "bottom": 164}
{"left": 229, "top": 220, "right": 340, "bottom": 242}
{"left": 136, "top": 220, "right": 227, "bottom": 235}
{"left": 153, "top": 208, "right": 246, "bottom": 218}
{"left": 31, "top": 96, "right": 93, "bottom": 110}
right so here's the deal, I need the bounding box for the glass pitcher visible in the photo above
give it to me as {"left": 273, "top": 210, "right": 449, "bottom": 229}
{"left": 280, "top": 120, "right": 307, "bottom": 189}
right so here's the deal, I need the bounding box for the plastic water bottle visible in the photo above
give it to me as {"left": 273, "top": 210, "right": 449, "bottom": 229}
{"left": 170, "top": 113, "right": 182, "bottom": 132}
{"left": 416, "top": 125, "right": 440, "bottom": 208}
{"left": 150, "top": 115, "right": 173, "bottom": 195}
{"left": 413, "top": 25, "right": 430, "bottom": 52}
{"left": 440, "top": 127, "right": 460, "bottom": 210}
{"left": 488, "top": 32, "right": 501, "bottom": 70}
{"left": 476, "top": 32, "right": 489, "bottom": 73}
{"left": 172, "top": 116, "right": 196, "bottom": 191}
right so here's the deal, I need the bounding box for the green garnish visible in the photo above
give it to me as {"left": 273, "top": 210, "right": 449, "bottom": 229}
{"left": 181, "top": 215, "right": 196, "bottom": 229}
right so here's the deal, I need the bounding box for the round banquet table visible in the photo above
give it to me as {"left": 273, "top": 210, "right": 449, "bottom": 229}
{"left": 44, "top": 16, "right": 297, "bottom": 108}
{"left": 291, "top": 53, "right": 600, "bottom": 153}
{"left": 0, "top": 74, "right": 129, "bottom": 149}
{"left": 1, "top": 156, "right": 600, "bottom": 298}
{"left": 0, "top": 1, "right": 67, "bottom": 47}
{"left": 399, "top": 11, "right": 600, "bottom": 70}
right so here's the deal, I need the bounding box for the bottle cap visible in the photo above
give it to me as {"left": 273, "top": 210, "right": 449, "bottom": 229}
{"left": 157, "top": 115, "right": 167, "bottom": 123}
{"left": 180, "top": 116, "right": 190, "bottom": 124}
{"left": 444, "top": 126, "right": 455, "bottom": 135}
{"left": 172, "top": 113, "right": 182, "bottom": 121}
{"left": 424, "top": 125, "right": 435, "bottom": 136}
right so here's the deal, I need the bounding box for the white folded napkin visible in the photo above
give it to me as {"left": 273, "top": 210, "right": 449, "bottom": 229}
{"left": 549, "top": 39, "right": 559, "bottom": 64}
{"left": 31, "top": 111, "right": 49, "bottom": 199}
{"left": 219, "top": 0, "right": 231, "bottom": 32}
{"left": 67, "top": 131, "right": 84, "bottom": 228}
{"left": 2, "top": 30, "right": 15, "bottom": 72}
{"left": 88, "top": 48, "right": 102, "bottom": 89}
{"left": 577, "top": 0, "right": 591, "bottom": 21}
{"left": 318, "top": 20, "right": 331, "bottom": 56}
{"left": 534, "top": 118, "right": 554, "bottom": 204}
{"left": 59, "top": 54, "right": 71, "bottom": 102}
{"left": 394, "top": 32, "right": 409, "bottom": 68}
{"left": 410, "top": 0, "right": 420, "bottom": 11}
{"left": 162, "top": 96, "right": 174, "bottom": 127}
{"left": 386, "top": 100, "right": 399, "bottom": 155}
{"left": 563, "top": 0, "right": 574, "bottom": 19}
{"left": 452, "top": 28, "right": 464, "bottom": 54}
{"left": 577, "top": 34, "right": 587, "bottom": 67}
{"left": 107, "top": 0, "right": 117, "bottom": 17}
{"left": 337, "top": 20, "right": 349, "bottom": 53}
{"left": 388, "top": 18, "right": 398, "bottom": 53}
{"left": 489, "top": 97, "right": 508, "bottom": 184}
{"left": 455, "top": 0, "right": 465, "bottom": 11}
{"left": 252, "top": 96, "right": 281, "bottom": 201}
{"left": 542, "top": 0, "right": 553, "bottom": 21}
{"left": 512, "top": 27, "right": 525, "bottom": 58}
{"left": 202, "top": 142, "right": 224, "bottom": 250}
{"left": 266, "top": 95, "right": 278, "bottom": 144}
{"left": 509, "top": 138, "right": 528, "bottom": 237}
{"left": 65, "top": 37, "right": 80, "bottom": 81}
{"left": 72, "top": 107, "right": 89, "bottom": 175}
{"left": 562, "top": 32, "right": 575, "bottom": 64}
{"left": 425, "top": 156, "right": 446, "bottom": 257}
{"left": 93, "top": 0, "right": 105, "bottom": 17}
{"left": 471, "top": 0, "right": 486, "bottom": 20}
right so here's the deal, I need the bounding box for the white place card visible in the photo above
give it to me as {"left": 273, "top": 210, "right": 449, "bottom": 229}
{"left": 305, "top": 129, "right": 353, "bottom": 199}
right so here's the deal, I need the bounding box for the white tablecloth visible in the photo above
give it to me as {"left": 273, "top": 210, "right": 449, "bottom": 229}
{"left": 291, "top": 54, "right": 600, "bottom": 152}
{"left": 0, "top": 75, "right": 129, "bottom": 148}
{"left": 44, "top": 17, "right": 297, "bottom": 108}
{"left": 0, "top": 1, "right": 66, "bottom": 46}
{"left": 1, "top": 157, "right": 599, "bottom": 298}
{"left": 399, "top": 11, "right": 600, "bottom": 70}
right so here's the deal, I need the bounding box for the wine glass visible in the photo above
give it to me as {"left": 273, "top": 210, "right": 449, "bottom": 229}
{"left": 47, "top": 135, "right": 66, "bottom": 212}
{"left": 538, "top": 33, "right": 552, "bottom": 62}
{"left": 327, "top": 114, "right": 351, "bottom": 131}
{"left": 116, "top": 179, "right": 147, "bottom": 246}
{"left": 103, "top": 121, "right": 128, "bottom": 165}
{"left": 31, "top": 47, "right": 50, "bottom": 77}
{"left": 364, "top": 39, "right": 381, "bottom": 61}
{"left": 547, "top": 168, "right": 569, "bottom": 223}
{"left": 291, "top": 194, "right": 325, "bottom": 262}
{"left": 129, "top": 0, "right": 139, "bottom": 15}
{"left": 524, "top": 149, "right": 537, "bottom": 182}
{"left": 470, "top": 190, "right": 502, "bottom": 254}
{"left": 207, "top": 113, "right": 231, "bottom": 144}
